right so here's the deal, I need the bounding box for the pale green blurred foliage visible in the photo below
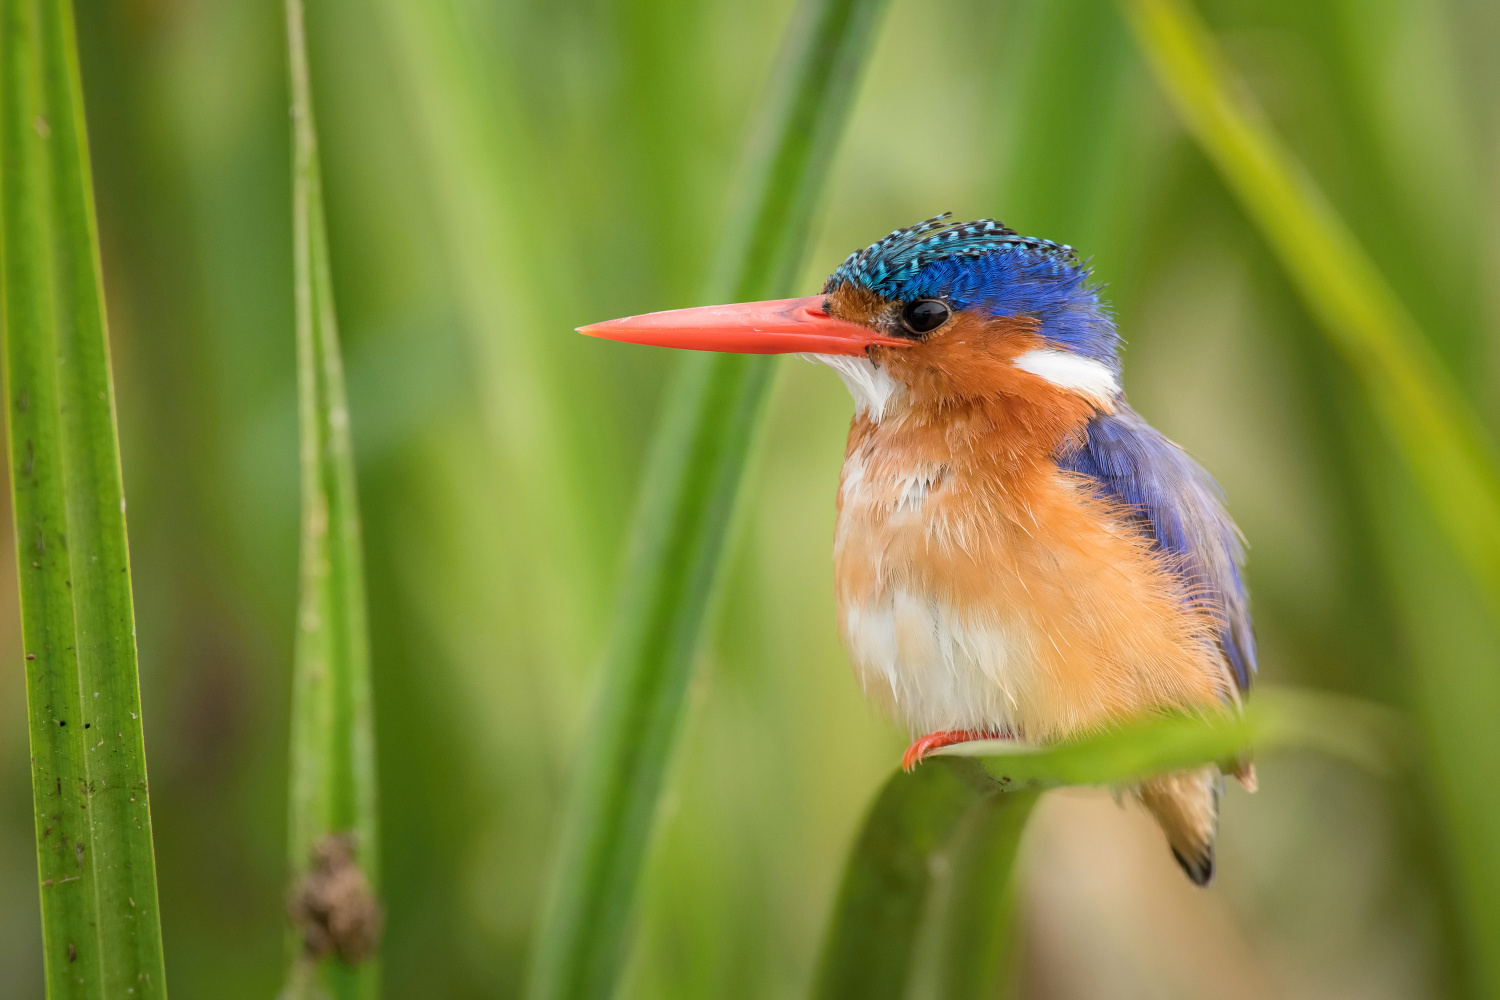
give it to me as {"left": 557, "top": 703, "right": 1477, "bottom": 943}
{"left": 0, "top": 0, "right": 1493, "bottom": 997}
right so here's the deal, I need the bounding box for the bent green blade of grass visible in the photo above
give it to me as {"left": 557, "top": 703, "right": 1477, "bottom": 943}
{"left": 813, "top": 688, "right": 1402, "bottom": 1000}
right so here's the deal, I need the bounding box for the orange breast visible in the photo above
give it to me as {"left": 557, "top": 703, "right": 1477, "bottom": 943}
{"left": 831, "top": 392, "right": 1233, "bottom": 739}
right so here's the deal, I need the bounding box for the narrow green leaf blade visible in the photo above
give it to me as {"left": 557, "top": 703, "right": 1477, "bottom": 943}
{"left": 932, "top": 789, "right": 1040, "bottom": 1000}
{"left": 1118, "top": 0, "right": 1500, "bottom": 614}
{"left": 0, "top": 0, "right": 166, "bottom": 994}
{"left": 526, "top": 2, "right": 892, "bottom": 998}
{"left": 810, "top": 760, "right": 997, "bottom": 1000}
{"left": 284, "top": 1, "right": 381, "bottom": 996}
{"left": 944, "top": 687, "right": 1404, "bottom": 787}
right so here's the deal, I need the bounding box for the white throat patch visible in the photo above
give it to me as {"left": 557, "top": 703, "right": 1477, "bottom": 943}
{"left": 1012, "top": 349, "right": 1119, "bottom": 405}
{"left": 799, "top": 353, "right": 903, "bottom": 422}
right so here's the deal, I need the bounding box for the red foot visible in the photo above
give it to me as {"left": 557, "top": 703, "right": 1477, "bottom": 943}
{"left": 902, "top": 730, "right": 1002, "bottom": 771}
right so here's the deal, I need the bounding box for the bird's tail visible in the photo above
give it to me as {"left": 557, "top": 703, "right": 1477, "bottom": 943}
{"left": 1137, "top": 766, "right": 1221, "bottom": 886}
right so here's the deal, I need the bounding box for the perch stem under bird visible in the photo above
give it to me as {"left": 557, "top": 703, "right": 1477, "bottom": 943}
{"left": 582, "top": 215, "right": 1257, "bottom": 885}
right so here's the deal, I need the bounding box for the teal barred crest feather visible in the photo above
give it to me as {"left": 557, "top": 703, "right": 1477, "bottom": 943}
{"left": 823, "top": 213, "right": 1077, "bottom": 300}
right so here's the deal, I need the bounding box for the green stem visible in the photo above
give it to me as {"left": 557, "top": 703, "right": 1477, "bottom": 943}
{"left": 284, "top": 0, "right": 380, "bottom": 996}
{"left": 0, "top": 0, "right": 166, "bottom": 994}
{"left": 810, "top": 761, "right": 1000, "bottom": 1000}
{"left": 525, "top": 1, "right": 892, "bottom": 998}
{"left": 933, "top": 790, "right": 1040, "bottom": 1000}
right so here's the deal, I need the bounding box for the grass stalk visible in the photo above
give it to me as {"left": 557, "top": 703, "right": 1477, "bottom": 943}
{"left": 931, "top": 789, "right": 1040, "bottom": 1000}
{"left": 1118, "top": 0, "right": 1500, "bottom": 613}
{"left": 810, "top": 762, "right": 1005, "bottom": 1000}
{"left": 0, "top": 0, "right": 167, "bottom": 994}
{"left": 284, "top": 1, "right": 380, "bottom": 996}
{"left": 525, "top": 1, "right": 892, "bottom": 998}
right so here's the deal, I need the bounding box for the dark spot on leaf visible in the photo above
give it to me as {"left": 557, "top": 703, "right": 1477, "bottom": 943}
{"left": 84, "top": 723, "right": 90, "bottom": 729}
{"left": 67, "top": 943, "right": 75, "bottom": 963}
{"left": 287, "top": 832, "right": 382, "bottom": 965}
{"left": 26, "top": 654, "right": 34, "bottom": 660}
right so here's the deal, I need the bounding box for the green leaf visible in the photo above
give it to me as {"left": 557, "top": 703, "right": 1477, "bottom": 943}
{"left": 810, "top": 761, "right": 1010, "bottom": 1000}
{"left": 0, "top": 0, "right": 167, "bottom": 995}
{"left": 525, "top": 2, "right": 893, "bottom": 998}
{"left": 283, "top": 1, "right": 381, "bottom": 996}
{"left": 1118, "top": 0, "right": 1500, "bottom": 617}
{"left": 813, "top": 687, "right": 1400, "bottom": 1000}
{"left": 931, "top": 789, "right": 1040, "bottom": 1000}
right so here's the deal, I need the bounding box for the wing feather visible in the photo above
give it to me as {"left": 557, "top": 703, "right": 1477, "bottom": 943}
{"left": 1058, "top": 406, "right": 1256, "bottom": 690}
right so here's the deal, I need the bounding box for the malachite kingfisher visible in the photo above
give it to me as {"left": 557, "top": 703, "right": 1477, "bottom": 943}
{"left": 582, "top": 215, "right": 1255, "bottom": 885}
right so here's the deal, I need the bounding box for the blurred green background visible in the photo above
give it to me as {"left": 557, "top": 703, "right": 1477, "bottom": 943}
{"left": 1, "top": 0, "right": 1496, "bottom": 996}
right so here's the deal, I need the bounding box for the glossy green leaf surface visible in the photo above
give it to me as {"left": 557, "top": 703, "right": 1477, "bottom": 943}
{"left": 284, "top": 1, "right": 380, "bottom": 996}
{"left": 526, "top": 1, "right": 892, "bottom": 998}
{"left": 0, "top": 0, "right": 166, "bottom": 994}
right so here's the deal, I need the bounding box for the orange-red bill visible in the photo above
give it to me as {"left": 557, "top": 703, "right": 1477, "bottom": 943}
{"left": 577, "top": 295, "right": 910, "bottom": 357}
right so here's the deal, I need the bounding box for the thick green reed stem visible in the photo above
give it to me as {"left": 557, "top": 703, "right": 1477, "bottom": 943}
{"left": 0, "top": 0, "right": 167, "bottom": 994}
{"left": 525, "top": 1, "right": 893, "bottom": 998}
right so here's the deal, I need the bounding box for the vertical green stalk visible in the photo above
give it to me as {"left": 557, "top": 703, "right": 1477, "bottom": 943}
{"left": 284, "top": 1, "right": 380, "bottom": 997}
{"left": 809, "top": 762, "right": 998, "bottom": 1000}
{"left": 931, "top": 790, "right": 1039, "bottom": 1000}
{"left": 0, "top": 0, "right": 167, "bottom": 996}
{"left": 526, "top": 1, "right": 892, "bottom": 998}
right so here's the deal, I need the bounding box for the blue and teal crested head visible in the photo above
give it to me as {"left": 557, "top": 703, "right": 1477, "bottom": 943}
{"left": 822, "top": 214, "right": 1119, "bottom": 371}
{"left": 580, "top": 213, "right": 1125, "bottom": 417}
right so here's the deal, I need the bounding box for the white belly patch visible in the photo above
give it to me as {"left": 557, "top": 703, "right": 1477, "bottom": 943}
{"left": 842, "top": 588, "right": 1040, "bottom": 735}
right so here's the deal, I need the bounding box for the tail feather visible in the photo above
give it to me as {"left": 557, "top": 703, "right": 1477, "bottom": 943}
{"left": 1137, "top": 766, "right": 1220, "bottom": 886}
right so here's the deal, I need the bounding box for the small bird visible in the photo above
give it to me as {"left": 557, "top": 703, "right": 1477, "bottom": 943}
{"left": 582, "top": 215, "right": 1254, "bottom": 884}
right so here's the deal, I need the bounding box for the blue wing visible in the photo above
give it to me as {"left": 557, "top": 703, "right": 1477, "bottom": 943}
{"left": 1058, "top": 405, "right": 1256, "bottom": 690}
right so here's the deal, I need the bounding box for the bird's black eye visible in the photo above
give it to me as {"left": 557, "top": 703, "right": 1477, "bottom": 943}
{"left": 901, "top": 299, "right": 950, "bottom": 335}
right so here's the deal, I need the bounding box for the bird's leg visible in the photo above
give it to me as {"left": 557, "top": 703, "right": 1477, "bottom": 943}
{"left": 901, "top": 729, "right": 1006, "bottom": 771}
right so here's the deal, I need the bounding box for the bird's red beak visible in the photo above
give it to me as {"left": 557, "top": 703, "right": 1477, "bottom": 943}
{"left": 577, "top": 295, "right": 910, "bottom": 357}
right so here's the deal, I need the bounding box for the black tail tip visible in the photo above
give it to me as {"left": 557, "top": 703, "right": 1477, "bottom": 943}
{"left": 1171, "top": 846, "right": 1215, "bottom": 886}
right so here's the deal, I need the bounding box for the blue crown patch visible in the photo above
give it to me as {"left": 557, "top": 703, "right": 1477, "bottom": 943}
{"left": 823, "top": 214, "right": 1077, "bottom": 300}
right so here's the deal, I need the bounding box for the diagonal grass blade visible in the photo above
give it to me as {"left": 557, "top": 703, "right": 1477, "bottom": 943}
{"left": 0, "top": 0, "right": 167, "bottom": 995}
{"left": 1119, "top": 0, "right": 1500, "bottom": 612}
{"left": 526, "top": 1, "right": 893, "bottom": 998}
{"left": 283, "top": 1, "right": 381, "bottom": 997}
